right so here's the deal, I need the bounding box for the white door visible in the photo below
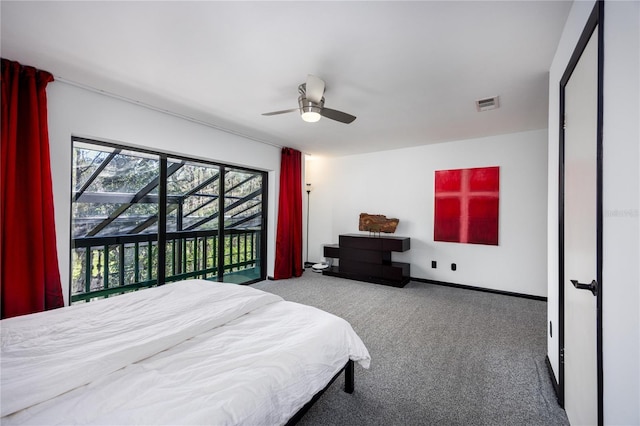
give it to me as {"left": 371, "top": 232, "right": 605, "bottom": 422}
{"left": 562, "top": 25, "right": 600, "bottom": 426}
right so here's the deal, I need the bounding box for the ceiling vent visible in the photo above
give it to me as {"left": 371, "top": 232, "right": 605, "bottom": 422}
{"left": 476, "top": 96, "right": 500, "bottom": 112}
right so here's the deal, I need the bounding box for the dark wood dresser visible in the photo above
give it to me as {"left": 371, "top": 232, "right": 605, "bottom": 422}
{"left": 322, "top": 234, "right": 410, "bottom": 287}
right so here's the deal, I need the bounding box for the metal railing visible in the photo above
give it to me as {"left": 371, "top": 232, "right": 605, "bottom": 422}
{"left": 70, "top": 229, "right": 261, "bottom": 303}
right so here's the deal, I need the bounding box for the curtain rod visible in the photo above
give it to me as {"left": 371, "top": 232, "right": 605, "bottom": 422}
{"left": 53, "top": 76, "right": 283, "bottom": 150}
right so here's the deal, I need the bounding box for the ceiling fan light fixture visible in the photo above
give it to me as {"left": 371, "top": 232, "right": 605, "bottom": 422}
{"left": 301, "top": 110, "right": 321, "bottom": 122}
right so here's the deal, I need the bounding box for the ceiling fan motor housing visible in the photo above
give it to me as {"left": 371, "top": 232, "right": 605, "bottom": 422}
{"left": 298, "top": 95, "right": 324, "bottom": 115}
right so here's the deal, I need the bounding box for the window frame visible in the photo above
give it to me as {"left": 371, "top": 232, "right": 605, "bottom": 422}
{"left": 70, "top": 136, "right": 268, "bottom": 302}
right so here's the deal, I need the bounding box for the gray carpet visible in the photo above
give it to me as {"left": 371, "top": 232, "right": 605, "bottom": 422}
{"left": 252, "top": 271, "right": 569, "bottom": 426}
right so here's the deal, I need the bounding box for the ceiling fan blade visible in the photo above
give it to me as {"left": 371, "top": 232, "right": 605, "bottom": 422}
{"left": 306, "top": 74, "right": 325, "bottom": 104}
{"left": 320, "top": 108, "right": 356, "bottom": 124}
{"left": 261, "top": 108, "right": 299, "bottom": 116}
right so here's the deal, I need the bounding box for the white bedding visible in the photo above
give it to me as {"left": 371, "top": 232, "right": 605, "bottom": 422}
{"left": 1, "top": 280, "right": 370, "bottom": 425}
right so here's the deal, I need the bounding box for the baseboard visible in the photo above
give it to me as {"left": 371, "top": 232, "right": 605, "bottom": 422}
{"left": 411, "top": 277, "right": 547, "bottom": 301}
{"left": 545, "top": 355, "right": 561, "bottom": 404}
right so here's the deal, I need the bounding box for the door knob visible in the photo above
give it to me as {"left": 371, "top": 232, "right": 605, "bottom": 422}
{"left": 570, "top": 279, "right": 598, "bottom": 296}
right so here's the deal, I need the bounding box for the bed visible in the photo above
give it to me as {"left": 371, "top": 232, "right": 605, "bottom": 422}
{"left": 1, "top": 279, "right": 370, "bottom": 425}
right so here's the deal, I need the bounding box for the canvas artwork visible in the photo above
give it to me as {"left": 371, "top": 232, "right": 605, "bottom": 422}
{"left": 433, "top": 166, "right": 500, "bottom": 245}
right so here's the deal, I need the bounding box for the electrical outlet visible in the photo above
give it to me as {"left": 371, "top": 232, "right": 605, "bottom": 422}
{"left": 431, "top": 261, "right": 437, "bottom": 268}
{"left": 451, "top": 263, "right": 457, "bottom": 271}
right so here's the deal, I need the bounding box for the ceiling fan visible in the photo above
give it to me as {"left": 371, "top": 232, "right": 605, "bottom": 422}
{"left": 262, "top": 75, "right": 356, "bottom": 124}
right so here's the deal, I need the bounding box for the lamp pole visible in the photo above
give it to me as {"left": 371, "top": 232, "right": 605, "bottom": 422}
{"left": 305, "top": 183, "right": 313, "bottom": 268}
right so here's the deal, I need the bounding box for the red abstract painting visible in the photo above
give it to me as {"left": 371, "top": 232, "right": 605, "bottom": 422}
{"left": 434, "top": 166, "right": 500, "bottom": 245}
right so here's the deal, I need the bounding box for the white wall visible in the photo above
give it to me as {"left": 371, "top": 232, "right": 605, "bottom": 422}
{"left": 307, "top": 129, "right": 548, "bottom": 297}
{"left": 601, "top": 1, "right": 639, "bottom": 422}
{"left": 47, "top": 82, "right": 282, "bottom": 305}
{"left": 547, "top": 1, "right": 640, "bottom": 424}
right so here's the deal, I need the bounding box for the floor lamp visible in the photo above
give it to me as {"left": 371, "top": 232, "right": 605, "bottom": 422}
{"left": 304, "top": 183, "right": 313, "bottom": 268}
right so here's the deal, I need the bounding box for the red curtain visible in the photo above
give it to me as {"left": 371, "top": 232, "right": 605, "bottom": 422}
{"left": 273, "top": 147, "right": 303, "bottom": 279}
{"left": 1, "top": 58, "right": 64, "bottom": 318}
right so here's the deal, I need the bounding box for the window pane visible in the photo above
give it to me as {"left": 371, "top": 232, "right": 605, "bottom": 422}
{"left": 222, "top": 168, "right": 263, "bottom": 284}
{"left": 71, "top": 141, "right": 161, "bottom": 301}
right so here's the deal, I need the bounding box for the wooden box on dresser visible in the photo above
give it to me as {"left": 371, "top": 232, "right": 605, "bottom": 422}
{"left": 322, "top": 234, "right": 410, "bottom": 287}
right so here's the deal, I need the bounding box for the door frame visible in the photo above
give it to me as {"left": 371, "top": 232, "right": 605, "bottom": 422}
{"left": 558, "top": 1, "right": 604, "bottom": 424}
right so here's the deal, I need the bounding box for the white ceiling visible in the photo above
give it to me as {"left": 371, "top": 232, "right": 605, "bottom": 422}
{"left": 1, "top": 1, "right": 572, "bottom": 157}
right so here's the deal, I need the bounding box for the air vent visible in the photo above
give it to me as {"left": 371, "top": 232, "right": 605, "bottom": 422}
{"left": 476, "top": 96, "right": 500, "bottom": 112}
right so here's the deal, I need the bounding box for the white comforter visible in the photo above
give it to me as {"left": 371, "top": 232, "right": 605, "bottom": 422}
{"left": 1, "top": 280, "right": 370, "bottom": 425}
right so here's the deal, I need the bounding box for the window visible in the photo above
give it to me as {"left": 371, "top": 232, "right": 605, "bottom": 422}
{"left": 70, "top": 138, "right": 267, "bottom": 302}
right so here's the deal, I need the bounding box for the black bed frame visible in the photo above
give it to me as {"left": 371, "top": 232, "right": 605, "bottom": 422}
{"left": 285, "top": 359, "right": 354, "bottom": 425}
